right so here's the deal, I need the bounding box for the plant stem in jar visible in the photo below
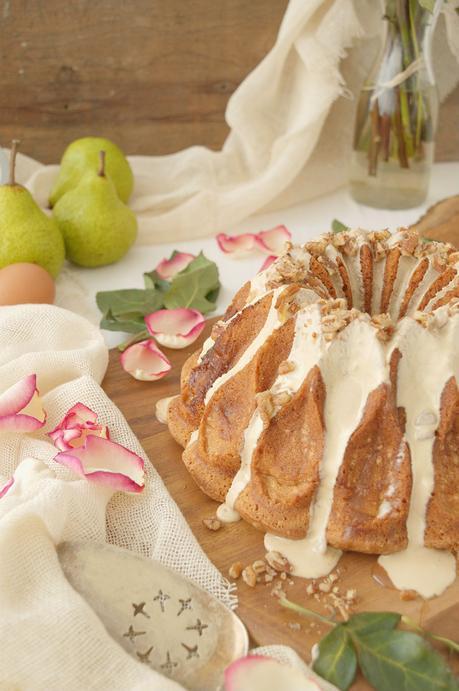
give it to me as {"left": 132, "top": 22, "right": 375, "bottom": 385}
{"left": 368, "top": 101, "right": 381, "bottom": 176}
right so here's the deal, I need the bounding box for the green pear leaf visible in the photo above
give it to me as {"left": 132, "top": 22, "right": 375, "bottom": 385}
{"left": 163, "top": 252, "right": 220, "bottom": 314}
{"left": 354, "top": 630, "right": 459, "bottom": 691}
{"left": 96, "top": 289, "right": 163, "bottom": 322}
{"left": 313, "top": 624, "right": 357, "bottom": 691}
{"left": 346, "top": 612, "right": 401, "bottom": 636}
{"left": 99, "top": 308, "right": 147, "bottom": 334}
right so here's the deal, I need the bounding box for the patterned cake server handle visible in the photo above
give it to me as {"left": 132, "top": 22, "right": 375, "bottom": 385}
{"left": 58, "top": 541, "right": 248, "bottom": 691}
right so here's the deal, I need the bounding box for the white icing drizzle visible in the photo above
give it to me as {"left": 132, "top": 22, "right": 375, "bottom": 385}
{"left": 376, "top": 437, "right": 406, "bottom": 518}
{"left": 247, "top": 269, "right": 271, "bottom": 302}
{"left": 204, "top": 287, "right": 285, "bottom": 405}
{"left": 225, "top": 306, "right": 324, "bottom": 511}
{"left": 371, "top": 255, "right": 386, "bottom": 315}
{"left": 155, "top": 396, "right": 177, "bottom": 424}
{"left": 379, "top": 315, "right": 458, "bottom": 598}
{"left": 423, "top": 274, "right": 458, "bottom": 313}
{"left": 410, "top": 258, "right": 441, "bottom": 313}
{"left": 197, "top": 335, "right": 215, "bottom": 364}
{"left": 216, "top": 503, "right": 241, "bottom": 523}
{"left": 300, "top": 319, "right": 388, "bottom": 557}
{"left": 339, "top": 237, "right": 367, "bottom": 311}
{"left": 185, "top": 231, "right": 459, "bottom": 594}
{"left": 323, "top": 245, "right": 347, "bottom": 300}
{"left": 264, "top": 532, "right": 342, "bottom": 578}
{"left": 187, "top": 429, "right": 199, "bottom": 447}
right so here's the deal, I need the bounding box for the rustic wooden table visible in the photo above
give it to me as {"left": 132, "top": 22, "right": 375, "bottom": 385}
{"left": 0, "top": 1, "right": 458, "bottom": 164}
{"left": 102, "top": 316, "right": 459, "bottom": 690}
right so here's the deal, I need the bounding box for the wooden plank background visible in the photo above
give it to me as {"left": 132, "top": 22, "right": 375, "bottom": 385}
{"left": 0, "top": 0, "right": 458, "bottom": 164}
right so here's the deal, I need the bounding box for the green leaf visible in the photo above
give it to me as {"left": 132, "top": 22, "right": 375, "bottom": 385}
{"left": 331, "top": 218, "right": 350, "bottom": 234}
{"left": 347, "top": 612, "right": 401, "bottom": 636}
{"left": 163, "top": 252, "right": 220, "bottom": 314}
{"left": 99, "top": 309, "right": 147, "bottom": 335}
{"left": 313, "top": 625, "right": 357, "bottom": 691}
{"left": 96, "top": 288, "right": 163, "bottom": 320}
{"left": 143, "top": 269, "right": 170, "bottom": 292}
{"left": 354, "top": 630, "right": 459, "bottom": 691}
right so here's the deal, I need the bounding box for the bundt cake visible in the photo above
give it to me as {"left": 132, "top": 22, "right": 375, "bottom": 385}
{"left": 166, "top": 228, "right": 459, "bottom": 596}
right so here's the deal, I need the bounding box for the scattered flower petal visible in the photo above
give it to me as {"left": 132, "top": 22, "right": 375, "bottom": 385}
{"left": 145, "top": 308, "right": 205, "bottom": 349}
{"left": 48, "top": 403, "right": 109, "bottom": 452}
{"left": 258, "top": 255, "right": 277, "bottom": 273}
{"left": 54, "top": 434, "right": 145, "bottom": 493}
{"left": 255, "top": 225, "right": 292, "bottom": 255}
{"left": 225, "top": 655, "right": 334, "bottom": 691}
{"left": 0, "top": 374, "right": 46, "bottom": 433}
{"left": 216, "top": 232, "right": 257, "bottom": 257}
{"left": 0, "top": 476, "right": 14, "bottom": 499}
{"left": 120, "top": 339, "right": 172, "bottom": 381}
{"left": 155, "top": 252, "right": 195, "bottom": 280}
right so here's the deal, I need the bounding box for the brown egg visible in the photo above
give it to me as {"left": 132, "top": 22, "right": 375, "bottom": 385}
{"left": 0, "top": 262, "right": 55, "bottom": 306}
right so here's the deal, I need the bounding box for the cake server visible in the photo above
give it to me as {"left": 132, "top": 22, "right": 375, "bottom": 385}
{"left": 58, "top": 541, "right": 248, "bottom": 691}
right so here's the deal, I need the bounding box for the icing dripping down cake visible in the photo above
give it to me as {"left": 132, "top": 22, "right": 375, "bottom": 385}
{"left": 167, "top": 229, "right": 459, "bottom": 596}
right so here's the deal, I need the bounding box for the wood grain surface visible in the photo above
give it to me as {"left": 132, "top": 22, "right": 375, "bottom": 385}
{"left": 0, "top": 0, "right": 287, "bottom": 163}
{"left": 102, "top": 326, "right": 458, "bottom": 689}
{"left": 0, "top": 0, "right": 457, "bottom": 164}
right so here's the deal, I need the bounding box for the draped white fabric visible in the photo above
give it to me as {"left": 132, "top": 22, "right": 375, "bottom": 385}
{"left": 19, "top": 0, "right": 459, "bottom": 244}
{"left": 0, "top": 304, "right": 236, "bottom": 690}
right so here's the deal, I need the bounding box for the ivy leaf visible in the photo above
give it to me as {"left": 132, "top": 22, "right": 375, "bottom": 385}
{"left": 313, "top": 624, "right": 357, "bottom": 691}
{"left": 347, "top": 612, "right": 401, "bottom": 636}
{"left": 163, "top": 252, "right": 220, "bottom": 314}
{"left": 354, "top": 630, "right": 459, "bottom": 691}
{"left": 331, "top": 218, "right": 350, "bottom": 234}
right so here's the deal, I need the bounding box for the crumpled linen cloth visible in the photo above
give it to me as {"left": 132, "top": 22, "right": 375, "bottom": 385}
{"left": 0, "top": 304, "right": 237, "bottom": 690}
{"left": 17, "top": 0, "right": 459, "bottom": 244}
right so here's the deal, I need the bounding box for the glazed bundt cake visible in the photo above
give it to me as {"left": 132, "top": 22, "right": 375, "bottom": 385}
{"left": 167, "top": 228, "right": 458, "bottom": 592}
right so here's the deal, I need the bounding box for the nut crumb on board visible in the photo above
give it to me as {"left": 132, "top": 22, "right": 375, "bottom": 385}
{"left": 265, "top": 551, "right": 292, "bottom": 573}
{"left": 400, "top": 589, "right": 418, "bottom": 601}
{"left": 242, "top": 565, "right": 257, "bottom": 588}
{"left": 202, "top": 517, "right": 221, "bottom": 531}
{"left": 228, "top": 561, "right": 243, "bottom": 579}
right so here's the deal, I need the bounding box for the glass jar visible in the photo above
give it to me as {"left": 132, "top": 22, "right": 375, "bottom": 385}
{"left": 349, "top": 0, "right": 440, "bottom": 209}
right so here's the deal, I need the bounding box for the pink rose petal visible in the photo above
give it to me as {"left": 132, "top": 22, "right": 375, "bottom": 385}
{"left": 155, "top": 252, "right": 195, "bottom": 280}
{"left": 145, "top": 308, "right": 205, "bottom": 349}
{"left": 120, "top": 339, "right": 172, "bottom": 381}
{"left": 0, "top": 476, "right": 14, "bottom": 499}
{"left": 225, "top": 655, "right": 330, "bottom": 690}
{"left": 0, "top": 374, "right": 46, "bottom": 433}
{"left": 258, "top": 255, "right": 277, "bottom": 273}
{"left": 255, "top": 225, "right": 292, "bottom": 256}
{"left": 48, "top": 403, "right": 109, "bottom": 452}
{"left": 216, "top": 232, "right": 257, "bottom": 257}
{"left": 54, "top": 434, "right": 145, "bottom": 493}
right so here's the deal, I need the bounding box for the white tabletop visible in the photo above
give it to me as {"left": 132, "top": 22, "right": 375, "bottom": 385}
{"left": 72, "top": 162, "right": 458, "bottom": 348}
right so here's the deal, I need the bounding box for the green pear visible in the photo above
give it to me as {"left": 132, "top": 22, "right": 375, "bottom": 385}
{"left": 49, "top": 136, "right": 134, "bottom": 207}
{"left": 0, "top": 141, "right": 65, "bottom": 278}
{"left": 53, "top": 151, "right": 137, "bottom": 268}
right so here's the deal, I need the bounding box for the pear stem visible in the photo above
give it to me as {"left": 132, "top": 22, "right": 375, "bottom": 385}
{"left": 9, "top": 139, "right": 20, "bottom": 185}
{"left": 98, "top": 150, "right": 106, "bottom": 177}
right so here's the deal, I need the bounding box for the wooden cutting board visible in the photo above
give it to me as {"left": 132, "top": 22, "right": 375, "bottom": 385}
{"left": 102, "top": 326, "right": 459, "bottom": 689}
